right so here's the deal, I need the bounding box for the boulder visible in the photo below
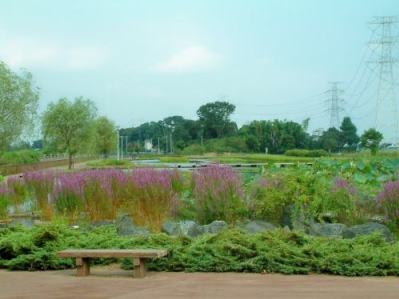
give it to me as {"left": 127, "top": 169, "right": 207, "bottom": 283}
{"left": 343, "top": 222, "right": 393, "bottom": 241}
{"left": 242, "top": 220, "right": 276, "bottom": 234}
{"left": 203, "top": 220, "right": 227, "bottom": 234}
{"left": 162, "top": 220, "right": 203, "bottom": 238}
{"left": 90, "top": 220, "right": 114, "bottom": 227}
{"left": 307, "top": 223, "right": 347, "bottom": 238}
{"left": 115, "top": 215, "right": 149, "bottom": 236}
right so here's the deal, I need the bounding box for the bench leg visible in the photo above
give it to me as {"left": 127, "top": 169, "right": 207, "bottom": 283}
{"left": 76, "top": 257, "right": 90, "bottom": 276}
{"left": 133, "top": 258, "right": 146, "bottom": 278}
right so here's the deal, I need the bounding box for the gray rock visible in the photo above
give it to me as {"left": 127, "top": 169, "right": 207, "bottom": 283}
{"left": 162, "top": 220, "right": 203, "bottom": 238}
{"left": 203, "top": 220, "right": 227, "bottom": 234}
{"left": 242, "top": 220, "right": 276, "bottom": 234}
{"left": 115, "top": 215, "right": 149, "bottom": 236}
{"left": 343, "top": 222, "right": 393, "bottom": 241}
{"left": 307, "top": 223, "right": 347, "bottom": 238}
{"left": 90, "top": 220, "right": 114, "bottom": 227}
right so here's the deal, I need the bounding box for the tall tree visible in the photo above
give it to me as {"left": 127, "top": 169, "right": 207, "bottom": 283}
{"left": 360, "top": 128, "right": 383, "bottom": 155}
{"left": 197, "top": 101, "right": 237, "bottom": 138}
{"left": 319, "top": 127, "right": 341, "bottom": 152}
{"left": 94, "top": 116, "right": 117, "bottom": 157}
{"left": 0, "top": 62, "right": 39, "bottom": 152}
{"left": 42, "top": 97, "right": 97, "bottom": 169}
{"left": 339, "top": 117, "right": 359, "bottom": 151}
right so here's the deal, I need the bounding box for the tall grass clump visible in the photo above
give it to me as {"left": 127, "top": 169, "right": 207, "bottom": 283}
{"left": 192, "top": 165, "right": 245, "bottom": 224}
{"left": 82, "top": 169, "right": 126, "bottom": 221}
{"left": 52, "top": 173, "right": 84, "bottom": 222}
{"left": 0, "top": 183, "right": 10, "bottom": 219}
{"left": 124, "top": 168, "right": 183, "bottom": 231}
{"left": 6, "top": 176, "right": 27, "bottom": 212}
{"left": 24, "top": 171, "right": 56, "bottom": 220}
{"left": 377, "top": 179, "right": 399, "bottom": 227}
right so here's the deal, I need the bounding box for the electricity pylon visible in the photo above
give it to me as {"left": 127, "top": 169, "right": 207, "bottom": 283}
{"left": 368, "top": 16, "right": 399, "bottom": 143}
{"left": 325, "top": 82, "right": 344, "bottom": 128}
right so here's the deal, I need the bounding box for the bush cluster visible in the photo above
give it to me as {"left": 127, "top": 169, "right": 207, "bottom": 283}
{"left": 284, "top": 149, "right": 329, "bottom": 157}
{"left": 0, "top": 150, "right": 42, "bottom": 165}
{"left": 0, "top": 224, "right": 398, "bottom": 276}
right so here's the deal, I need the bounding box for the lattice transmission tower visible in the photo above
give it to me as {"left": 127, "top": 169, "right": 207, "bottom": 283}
{"left": 368, "top": 16, "right": 399, "bottom": 143}
{"left": 325, "top": 82, "right": 345, "bottom": 128}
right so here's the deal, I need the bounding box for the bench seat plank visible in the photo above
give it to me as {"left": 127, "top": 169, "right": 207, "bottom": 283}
{"left": 58, "top": 249, "right": 167, "bottom": 259}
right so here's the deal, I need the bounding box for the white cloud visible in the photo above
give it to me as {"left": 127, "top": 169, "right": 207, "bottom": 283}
{"left": 0, "top": 37, "right": 107, "bottom": 70}
{"left": 154, "top": 46, "right": 220, "bottom": 73}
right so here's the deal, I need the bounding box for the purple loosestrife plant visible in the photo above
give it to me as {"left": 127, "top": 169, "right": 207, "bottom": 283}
{"left": 81, "top": 169, "right": 124, "bottom": 221}
{"left": 24, "top": 170, "right": 56, "bottom": 219}
{"left": 376, "top": 179, "right": 399, "bottom": 227}
{"left": 52, "top": 172, "right": 85, "bottom": 222}
{"left": 124, "top": 168, "right": 181, "bottom": 231}
{"left": 6, "top": 175, "right": 27, "bottom": 211}
{"left": 0, "top": 183, "right": 10, "bottom": 219}
{"left": 192, "top": 164, "right": 245, "bottom": 224}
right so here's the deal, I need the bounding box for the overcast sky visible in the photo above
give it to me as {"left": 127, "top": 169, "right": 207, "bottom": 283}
{"left": 1, "top": 0, "right": 398, "bottom": 139}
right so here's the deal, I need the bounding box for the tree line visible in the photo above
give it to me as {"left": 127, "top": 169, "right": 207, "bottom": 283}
{"left": 0, "top": 61, "right": 385, "bottom": 169}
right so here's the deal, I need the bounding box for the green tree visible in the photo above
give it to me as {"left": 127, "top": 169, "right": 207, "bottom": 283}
{"left": 319, "top": 127, "right": 341, "bottom": 152}
{"left": 42, "top": 97, "right": 97, "bottom": 169}
{"left": 94, "top": 116, "right": 117, "bottom": 157}
{"left": 0, "top": 62, "right": 39, "bottom": 152}
{"left": 339, "top": 117, "right": 359, "bottom": 151}
{"left": 197, "top": 101, "right": 237, "bottom": 138}
{"left": 360, "top": 128, "right": 383, "bottom": 155}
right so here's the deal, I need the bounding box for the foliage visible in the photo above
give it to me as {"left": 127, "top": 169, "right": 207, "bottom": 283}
{"left": 0, "top": 183, "right": 9, "bottom": 219}
{"left": 377, "top": 179, "right": 399, "bottom": 227}
{"left": 94, "top": 116, "right": 117, "bottom": 157}
{"left": 240, "top": 120, "right": 309, "bottom": 154}
{"left": 124, "top": 168, "right": 183, "bottom": 231}
{"left": 192, "top": 165, "right": 246, "bottom": 224}
{"left": 307, "top": 177, "right": 360, "bottom": 224}
{"left": 0, "top": 62, "right": 39, "bottom": 152}
{"left": 285, "top": 149, "right": 328, "bottom": 157}
{"left": 339, "top": 117, "right": 359, "bottom": 150}
{"left": 24, "top": 171, "right": 56, "bottom": 220}
{"left": 42, "top": 97, "right": 97, "bottom": 169}
{"left": 0, "top": 150, "right": 42, "bottom": 165}
{"left": 0, "top": 224, "right": 398, "bottom": 276}
{"left": 361, "top": 128, "right": 384, "bottom": 155}
{"left": 197, "top": 101, "right": 237, "bottom": 139}
{"left": 6, "top": 176, "right": 27, "bottom": 210}
{"left": 87, "top": 159, "right": 131, "bottom": 168}
{"left": 249, "top": 176, "right": 295, "bottom": 224}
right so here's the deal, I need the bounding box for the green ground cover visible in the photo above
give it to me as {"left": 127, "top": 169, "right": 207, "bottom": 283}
{"left": 0, "top": 223, "right": 398, "bottom": 276}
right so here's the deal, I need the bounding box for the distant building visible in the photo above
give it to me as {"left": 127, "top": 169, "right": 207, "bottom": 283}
{"left": 144, "top": 139, "right": 153, "bottom": 152}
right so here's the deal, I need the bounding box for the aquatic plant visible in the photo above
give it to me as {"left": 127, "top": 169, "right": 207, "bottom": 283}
{"left": 192, "top": 165, "right": 245, "bottom": 224}
{"left": 377, "top": 179, "right": 399, "bottom": 227}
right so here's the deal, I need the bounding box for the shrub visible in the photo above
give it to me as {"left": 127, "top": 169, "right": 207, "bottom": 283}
{"left": 0, "top": 224, "right": 398, "bottom": 276}
{"left": 250, "top": 176, "right": 295, "bottom": 224}
{"left": 308, "top": 177, "right": 359, "bottom": 224}
{"left": 192, "top": 165, "right": 246, "bottom": 224}
{"left": 0, "top": 150, "right": 42, "bottom": 165}
{"left": 284, "top": 149, "right": 328, "bottom": 157}
{"left": 377, "top": 180, "right": 399, "bottom": 227}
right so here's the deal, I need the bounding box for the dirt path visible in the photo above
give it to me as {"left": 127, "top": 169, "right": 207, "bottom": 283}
{"left": 1, "top": 266, "right": 399, "bottom": 299}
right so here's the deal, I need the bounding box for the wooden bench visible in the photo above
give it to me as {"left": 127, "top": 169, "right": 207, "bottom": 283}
{"left": 57, "top": 249, "right": 168, "bottom": 278}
